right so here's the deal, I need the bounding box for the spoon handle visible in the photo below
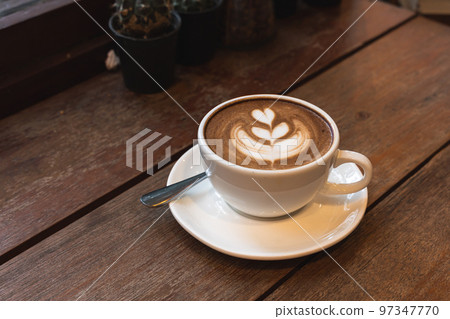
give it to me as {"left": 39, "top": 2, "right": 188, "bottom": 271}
{"left": 140, "top": 172, "right": 208, "bottom": 207}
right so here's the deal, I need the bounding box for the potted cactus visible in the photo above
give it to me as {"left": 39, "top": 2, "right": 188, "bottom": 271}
{"left": 172, "top": 0, "right": 223, "bottom": 65}
{"left": 109, "top": 0, "right": 181, "bottom": 93}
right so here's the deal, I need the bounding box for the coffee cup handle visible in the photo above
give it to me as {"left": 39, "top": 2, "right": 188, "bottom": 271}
{"left": 321, "top": 150, "right": 373, "bottom": 195}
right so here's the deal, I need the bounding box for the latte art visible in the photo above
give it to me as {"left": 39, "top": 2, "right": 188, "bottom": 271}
{"left": 230, "top": 108, "right": 312, "bottom": 165}
{"left": 204, "top": 99, "right": 333, "bottom": 170}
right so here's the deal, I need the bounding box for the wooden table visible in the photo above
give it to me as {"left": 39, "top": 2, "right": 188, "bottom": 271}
{"left": 1, "top": 1, "right": 449, "bottom": 300}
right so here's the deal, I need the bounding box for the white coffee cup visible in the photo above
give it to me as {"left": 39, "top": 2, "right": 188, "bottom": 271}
{"left": 198, "top": 94, "right": 372, "bottom": 218}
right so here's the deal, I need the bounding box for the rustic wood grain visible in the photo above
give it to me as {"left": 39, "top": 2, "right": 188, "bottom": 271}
{"left": 0, "top": 0, "right": 414, "bottom": 257}
{"left": 0, "top": 35, "right": 111, "bottom": 118}
{"left": 0, "top": 162, "right": 300, "bottom": 300}
{"left": 267, "top": 146, "right": 450, "bottom": 300}
{"left": 285, "top": 18, "right": 450, "bottom": 206}
{"left": 0, "top": 16, "right": 448, "bottom": 300}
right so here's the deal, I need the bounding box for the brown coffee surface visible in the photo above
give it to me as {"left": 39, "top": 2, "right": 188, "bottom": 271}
{"left": 204, "top": 98, "right": 333, "bottom": 170}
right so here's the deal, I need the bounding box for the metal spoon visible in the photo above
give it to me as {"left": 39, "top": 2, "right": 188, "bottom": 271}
{"left": 140, "top": 172, "right": 208, "bottom": 207}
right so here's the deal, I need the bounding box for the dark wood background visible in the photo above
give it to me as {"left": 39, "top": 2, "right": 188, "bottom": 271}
{"left": 0, "top": 0, "right": 448, "bottom": 300}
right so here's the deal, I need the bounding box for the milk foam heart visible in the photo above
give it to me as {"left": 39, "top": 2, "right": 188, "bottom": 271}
{"left": 204, "top": 98, "right": 333, "bottom": 170}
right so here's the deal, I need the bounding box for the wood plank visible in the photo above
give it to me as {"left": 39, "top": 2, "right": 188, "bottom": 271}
{"left": 0, "top": 35, "right": 111, "bottom": 119}
{"left": 0, "top": 0, "right": 414, "bottom": 257}
{"left": 0, "top": 16, "right": 448, "bottom": 300}
{"left": 284, "top": 21, "right": 450, "bottom": 207}
{"left": 0, "top": 161, "right": 299, "bottom": 300}
{"left": 267, "top": 146, "right": 450, "bottom": 300}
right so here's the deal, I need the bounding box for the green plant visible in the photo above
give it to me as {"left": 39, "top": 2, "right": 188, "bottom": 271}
{"left": 172, "top": 0, "right": 216, "bottom": 13}
{"left": 114, "top": 0, "right": 174, "bottom": 38}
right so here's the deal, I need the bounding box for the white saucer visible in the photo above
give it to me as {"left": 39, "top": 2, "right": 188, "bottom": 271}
{"left": 167, "top": 145, "right": 368, "bottom": 260}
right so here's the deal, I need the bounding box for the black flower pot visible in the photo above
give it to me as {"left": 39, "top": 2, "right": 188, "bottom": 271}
{"left": 175, "top": 0, "right": 223, "bottom": 65}
{"left": 108, "top": 13, "right": 181, "bottom": 94}
{"left": 273, "top": 0, "right": 297, "bottom": 19}
{"left": 304, "top": 0, "right": 341, "bottom": 6}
